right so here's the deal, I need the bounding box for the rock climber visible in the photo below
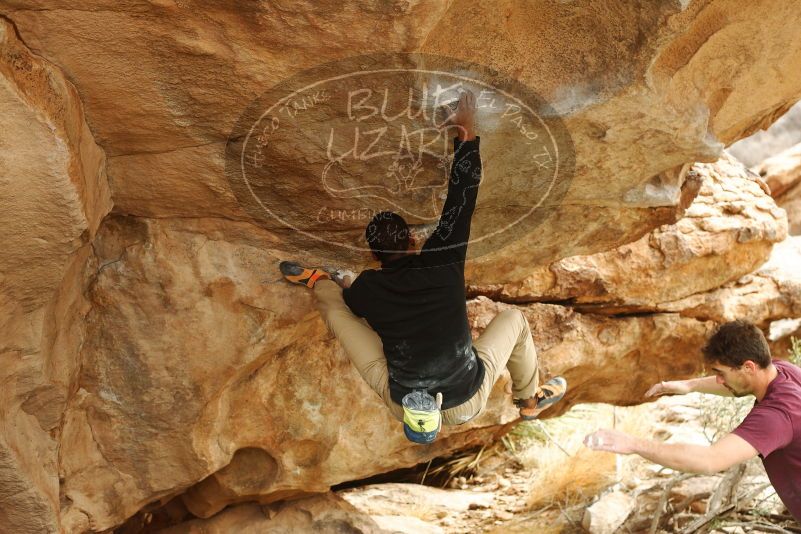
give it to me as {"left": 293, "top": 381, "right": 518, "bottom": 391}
{"left": 280, "top": 89, "right": 567, "bottom": 443}
{"left": 585, "top": 320, "right": 801, "bottom": 521}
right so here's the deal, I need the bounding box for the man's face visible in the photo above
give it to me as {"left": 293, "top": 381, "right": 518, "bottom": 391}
{"left": 709, "top": 361, "right": 755, "bottom": 397}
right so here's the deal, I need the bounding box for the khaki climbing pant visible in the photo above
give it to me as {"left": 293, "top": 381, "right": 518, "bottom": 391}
{"left": 314, "top": 280, "right": 540, "bottom": 425}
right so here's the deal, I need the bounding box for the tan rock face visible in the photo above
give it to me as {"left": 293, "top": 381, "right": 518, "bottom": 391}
{"left": 0, "top": 18, "right": 111, "bottom": 534}
{"left": 58, "top": 215, "right": 519, "bottom": 530}
{"left": 468, "top": 154, "right": 787, "bottom": 308}
{"left": 657, "top": 236, "right": 801, "bottom": 326}
{"left": 758, "top": 142, "right": 801, "bottom": 235}
{"left": 1, "top": 1, "right": 453, "bottom": 222}
{"left": 775, "top": 185, "right": 800, "bottom": 236}
{"left": 1, "top": 2, "right": 801, "bottom": 533}
{"left": 60, "top": 206, "right": 780, "bottom": 531}
{"left": 157, "top": 493, "right": 387, "bottom": 534}
{"left": 468, "top": 298, "right": 712, "bottom": 412}
{"left": 3, "top": 0, "right": 801, "bottom": 271}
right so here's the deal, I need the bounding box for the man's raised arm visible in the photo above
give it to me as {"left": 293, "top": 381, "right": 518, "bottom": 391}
{"left": 421, "top": 90, "right": 481, "bottom": 264}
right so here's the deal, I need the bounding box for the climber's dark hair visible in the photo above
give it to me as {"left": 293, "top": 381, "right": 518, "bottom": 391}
{"left": 365, "top": 211, "right": 410, "bottom": 263}
{"left": 702, "top": 320, "right": 772, "bottom": 369}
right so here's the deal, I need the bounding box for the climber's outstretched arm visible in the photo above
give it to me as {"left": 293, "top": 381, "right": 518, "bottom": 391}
{"left": 583, "top": 429, "right": 758, "bottom": 475}
{"left": 645, "top": 375, "right": 733, "bottom": 398}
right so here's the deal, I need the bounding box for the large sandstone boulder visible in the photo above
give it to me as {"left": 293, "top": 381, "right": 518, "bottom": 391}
{"left": 0, "top": 18, "right": 111, "bottom": 534}
{"left": 657, "top": 236, "right": 801, "bottom": 327}
{"left": 2, "top": 0, "right": 801, "bottom": 273}
{"left": 58, "top": 161, "right": 795, "bottom": 532}
{"left": 154, "top": 493, "right": 387, "bottom": 534}
{"left": 468, "top": 154, "right": 786, "bottom": 307}
{"left": 56, "top": 214, "right": 517, "bottom": 531}
{"left": 758, "top": 142, "right": 801, "bottom": 235}
{"left": 532, "top": 235, "right": 801, "bottom": 410}
{"left": 1, "top": 2, "right": 801, "bottom": 533}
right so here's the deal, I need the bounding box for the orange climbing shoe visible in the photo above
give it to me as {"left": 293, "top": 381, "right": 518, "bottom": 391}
{"left": 279, "top": 261, "right": 330, "bottom": 288}
{"left": 515, "top": 376, "right": 567, "bottom": 420}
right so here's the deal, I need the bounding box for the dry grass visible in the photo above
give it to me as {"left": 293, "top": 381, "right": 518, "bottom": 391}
{"left": 517, "top": 403, "right": 653, "bottom": 511}
{"left": 481, "top": 404, "right": 654, "bottom": 534}
{"left": 434, "top": 403, "right": 655, "bottom": 514}
{"left": 422, "top": 443, "right": 501, "bottom": 488}
{"left": 524, "top": 444, "right": 617, "bottom": 510}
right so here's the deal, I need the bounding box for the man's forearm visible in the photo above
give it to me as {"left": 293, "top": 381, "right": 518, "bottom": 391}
{"left": 457, "top": 122, "right": 476, "bottom": 142}
{"left": 420, "top": 136, "right": 481, "bottom": 256}
{"left": 686, "top": 376, "right": 733, "bottom": 396}
{"left": 633, "top": 439, "right": 720, "bottom": 475}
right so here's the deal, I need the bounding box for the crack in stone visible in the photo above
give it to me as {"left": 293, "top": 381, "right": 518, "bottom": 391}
{"left": 107, "top": 140, "right": 224, "bottom": 159}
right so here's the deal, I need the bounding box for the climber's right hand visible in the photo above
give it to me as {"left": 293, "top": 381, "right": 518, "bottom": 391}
{"left": 439, "top": 90, "right": 476, "bottom": 141}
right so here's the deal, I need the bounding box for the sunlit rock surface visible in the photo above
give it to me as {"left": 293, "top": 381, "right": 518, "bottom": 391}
{"left": 59, "top": 215, "right": 516, "bottom": 530}
{"left": 2, "top": 0, "right": 801, "bottom": 272}
{"left": 759, "top": 142, "right": 801, "bottom": 235}
{"left": 155, "top": 493, "right": 387, "bottom": 534}
{"left": 0, "top": 17, "right": 111, "bottom": 534}
{"left": 468, "top": 154, "right": 787, "bottom": 308}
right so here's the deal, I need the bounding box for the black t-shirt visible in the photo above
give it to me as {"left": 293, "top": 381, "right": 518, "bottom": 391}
{"left": 343, "top": 136, "right": 485, "bottom": 409}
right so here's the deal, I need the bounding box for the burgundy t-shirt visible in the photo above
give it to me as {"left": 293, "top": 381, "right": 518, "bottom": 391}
{"left": 732, "top": 360, "right": 801, "bottom": 520}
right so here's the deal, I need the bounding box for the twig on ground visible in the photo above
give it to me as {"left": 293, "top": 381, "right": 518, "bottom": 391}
{"left": 649, "top": 473, "right": 696, "bottom": 534}
{"left": 723, "top": 521, "right": 794, "bottom": 534}
{"left": 707, "top": 463, "right": 746, "bottom": 514}
{"left": 555, "top": 500, "right": 583, "bottom": 531}
{"left": 681, "top": 507, "right": 735, "bottom": 534}
{"left": 679, "top": 482, "right": 771, "bottom": 534}
{"left": 763, "top": 513, "right": 801, "bottom": 524}
{"left": 420, "top": 459, "right": 433, "bottom": 485}
{"left": 737, "top": 512, "right": 801, "bottom": 533}
{"left": 535, "top": 421, "right": 572, "bottom": 458}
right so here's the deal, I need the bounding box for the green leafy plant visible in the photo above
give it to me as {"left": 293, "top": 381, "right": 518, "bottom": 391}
{"left": 698, "top": 393, "right": 754, "bottom": 444}
{"left": 789, "top": 336, "right": 801, "bottom": 367}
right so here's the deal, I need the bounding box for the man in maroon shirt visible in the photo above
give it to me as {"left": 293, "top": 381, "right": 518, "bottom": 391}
{"left": 585, "top": 320, "right": 801, "bottom": 522}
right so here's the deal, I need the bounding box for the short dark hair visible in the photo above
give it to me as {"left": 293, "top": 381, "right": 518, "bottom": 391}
{"left": 365, "top": 211, "right": 410, "bottom": 262}
{"left": 702, "top": 320, "right": 771, "bottom": 369}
